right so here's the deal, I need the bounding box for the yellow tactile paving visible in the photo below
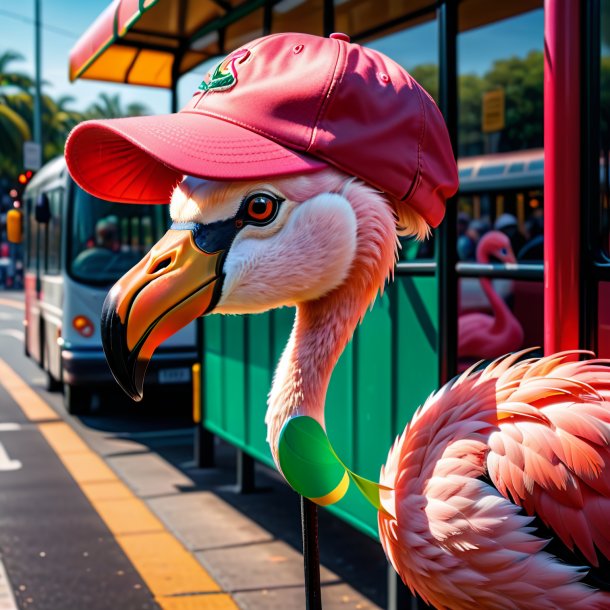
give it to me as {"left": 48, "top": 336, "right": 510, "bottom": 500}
{"left": 51, "top": 449, "right": 117, "bottom": 484}
{"left": 91, "top": 498, "right": 165, "bottom": 535}
{"left": 158, "top": 594, "right": 239, "bottom": 610}
{"left": 38, "top": 421, "right": 91, "bottom": 453}
{"left": 116, "top": 532, "right": 225, "bottom": 598}
{"left": 0, "top": 362, "right": 238, "bottom": 610}
{"left": 0, "top": 298, "right": 24, "bottom": 310}
{"left": 80, "top": 480, "right": 134, "bottom": 502}
{"left": 0, "top": 359, "right": 59, "bottom": 421}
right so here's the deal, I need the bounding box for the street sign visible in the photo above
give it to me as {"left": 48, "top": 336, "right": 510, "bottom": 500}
{"left": 482, "top": 89, "right": 505, "bottom": 133}
{"left": 23, "top": 141, "right": 42, "bottom": 171}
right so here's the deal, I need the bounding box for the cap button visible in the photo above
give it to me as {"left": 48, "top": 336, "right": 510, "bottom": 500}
{"left": 329, "top": 32, "right": 351, "bottom": 42}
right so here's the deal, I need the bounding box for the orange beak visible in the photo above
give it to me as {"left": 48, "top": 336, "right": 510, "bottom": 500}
{"left": 101, "top": 229, "right": 224, "bottom": 401}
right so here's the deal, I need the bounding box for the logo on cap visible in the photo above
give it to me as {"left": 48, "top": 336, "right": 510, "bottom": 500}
{"left": 199, "top": 48, "right": 250, "bottom": 92}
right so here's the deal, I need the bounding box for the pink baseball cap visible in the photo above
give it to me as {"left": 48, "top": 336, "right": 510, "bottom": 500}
{"left": 65, "top": 32, "right": 457, "bottom": 227}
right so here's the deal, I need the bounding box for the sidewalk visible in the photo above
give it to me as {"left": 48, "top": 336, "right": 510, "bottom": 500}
{"left": 70, "top": 414, "right": 387, "bottom": 609}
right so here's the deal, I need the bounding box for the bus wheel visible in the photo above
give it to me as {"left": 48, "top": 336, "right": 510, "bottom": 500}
{"left": 63, "top": 384, "right": 90, "bottom": 415}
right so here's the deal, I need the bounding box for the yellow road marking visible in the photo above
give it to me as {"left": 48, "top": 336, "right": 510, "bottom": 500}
{"left": 2, "top": 365, "right": 238, "bottom": 610}
{"left": 0, "top": 298, "right": 24, "bottom": 310}
{"left": 0, "top": 360, "right": 58, "bottom": 421}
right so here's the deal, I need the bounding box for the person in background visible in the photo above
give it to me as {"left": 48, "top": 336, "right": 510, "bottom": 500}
{"left": 518, "top": 215, "right": 544, "bottom": 261}
{"left": 458, "top": 218, "right": 489, "bottom": 261}
{"left": 494, "top": 213, "right": 526, "bottom": 257}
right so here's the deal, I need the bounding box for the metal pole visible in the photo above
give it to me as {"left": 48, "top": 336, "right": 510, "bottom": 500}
{"left": 301, "top": 496, "right": 322, "bottom": 610}
{"left": 33, "top": 0, "right": 42, "bottom": 147}
{"left": 580, "top": 0, "right": 600, "bottom": 353}
{"left": 544, "top": 0, "right": 581, "bottom": 354}
{"left": 437, "top": 0, "right": 459, "bottom": 386}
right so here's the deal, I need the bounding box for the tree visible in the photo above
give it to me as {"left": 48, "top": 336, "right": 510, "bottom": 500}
{"left": 86, "top": 93, "right": 150, "bottom": 119}
{"left": 0, "top": 50, "right": 33, "bottom": 91}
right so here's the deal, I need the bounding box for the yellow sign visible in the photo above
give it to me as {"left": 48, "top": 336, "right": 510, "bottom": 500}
{"left": 482, "top": 89, "right": 505, "bottom": 133}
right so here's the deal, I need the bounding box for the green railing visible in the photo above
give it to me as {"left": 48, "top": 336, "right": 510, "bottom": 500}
{"left": 200, "top": 274, "right": 438, "bottom": 538}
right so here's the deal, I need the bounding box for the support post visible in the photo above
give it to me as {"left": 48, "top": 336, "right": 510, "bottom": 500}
{"left": 236, "top": 450, "right": 256, "bottom": 493}
{"left": 195, "top": 427, "right": 215, "bottom": 468}
{"left": 544, "top": 0, "right": 581, "bottom": 353}
{"left": 194, "top": 317, "right": 215, "bottom": 467}
{"left": 33, "top": 0, "right": 42, "bottom": 149}
{"left": 437, "top": 0, "right": 459, "bottom": 386}
{"left": 387, "top": 566, "right": 423, "bottom": 610}
{"left": 580, "top": 0, "right": 600, "bottom": 353}
{"left": 301, "top": 496, "right": 322, "bottom": 610}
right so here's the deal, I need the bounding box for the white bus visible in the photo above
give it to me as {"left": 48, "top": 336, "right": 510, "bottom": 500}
{"left": 21, "top": 157, "right": 197, "bottom": 414}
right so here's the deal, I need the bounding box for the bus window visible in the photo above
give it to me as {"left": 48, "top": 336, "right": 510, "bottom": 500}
{"left": 69, "top": 186, "right": 167, "bottom": 285}
{"left": 25, "top": 197, "right": 37, "bottom": 272}
{"left": 46, "top": 189, "right": 63, "bottom": 275}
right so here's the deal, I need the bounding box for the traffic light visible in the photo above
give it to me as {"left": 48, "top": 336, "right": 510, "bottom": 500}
{"left": 17, "top": 170, "right": 34, "bottom": 186}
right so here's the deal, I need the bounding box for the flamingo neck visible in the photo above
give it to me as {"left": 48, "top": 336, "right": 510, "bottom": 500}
{"left": 477, "top": 250, "right": 512, "bottom": 329}
{"left": 479, "top": 277, "right": 511, "bottom": 327}
{"left": 265, "top": 183, "right": 399, "bottom": 465}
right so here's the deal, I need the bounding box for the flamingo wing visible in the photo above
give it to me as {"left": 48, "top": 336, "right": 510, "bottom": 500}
{"left": 485, "top": 354, "right": 610, "bottom": 566}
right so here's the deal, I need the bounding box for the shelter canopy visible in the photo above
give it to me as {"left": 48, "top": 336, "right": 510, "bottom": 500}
{"left": 68, "top": 0, "right": 256, "bottom": 88}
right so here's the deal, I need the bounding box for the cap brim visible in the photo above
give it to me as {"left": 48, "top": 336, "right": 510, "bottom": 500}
{"left": 65, "top": 113, "right": 328, "bottom": 204}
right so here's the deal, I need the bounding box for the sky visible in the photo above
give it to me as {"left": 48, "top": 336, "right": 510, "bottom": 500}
{"left": 0, "top": 1, "right": 543, "bottom": 116}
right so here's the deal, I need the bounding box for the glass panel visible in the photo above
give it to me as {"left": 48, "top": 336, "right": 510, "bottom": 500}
{"left": 457, "top": 7, "right": 544, "bottom": 158}
{"left": 272, "top": 0, "right": 324, "bottom": 36}
{"left": 600, "top": 0, "right": 610, "bottom": 257}
{"left": 458, "top": 275, "right": 543, "bottom": 369}
{"left": 457, "top": 8, "right": 544, "bottom": 263}
{"left": 457, "top": 186, "right": 543, "bottom": 262}
{"left": 69, "top": 186, "right": 167, "bottom": 285}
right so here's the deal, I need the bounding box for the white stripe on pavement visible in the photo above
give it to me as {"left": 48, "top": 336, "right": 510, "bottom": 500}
{"left": 0, "top": 330, "right": 24, "bottom": 342}
{"left": 0, "top": 559, "right": 18, "bottom": 610}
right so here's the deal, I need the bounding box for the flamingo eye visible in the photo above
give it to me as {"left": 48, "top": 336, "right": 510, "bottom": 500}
{"left": 242, "top": 193, "right": 283, "bottom": 226}
{"left": 500, "top": 248, "right": 508, "bottom": 256}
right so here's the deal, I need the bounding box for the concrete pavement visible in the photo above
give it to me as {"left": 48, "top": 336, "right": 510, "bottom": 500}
{"left": 0, "top": 290, "right": 388, "bottom": 609}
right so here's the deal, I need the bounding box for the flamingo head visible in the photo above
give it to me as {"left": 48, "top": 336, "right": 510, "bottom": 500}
{"left": 101, "top": 167, "right": 429, "bottom": 401}
{"left": 476, "top": 230, "right": 517, "bottom": 265}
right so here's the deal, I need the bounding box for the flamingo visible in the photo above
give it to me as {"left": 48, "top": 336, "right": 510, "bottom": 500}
{"left": 98, "top": 169, "right": 610, "bottom": 608}
{"left": 458, "top": 231, "right": 525, "bottom": 361}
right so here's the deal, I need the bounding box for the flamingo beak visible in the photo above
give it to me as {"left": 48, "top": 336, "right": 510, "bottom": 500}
{"left": 101, "top": 228, "right": 224, "bottom": 401}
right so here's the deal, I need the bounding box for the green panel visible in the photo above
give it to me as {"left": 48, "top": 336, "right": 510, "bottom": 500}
{"left": 247, "top": 313, "right": 273, "bottom": 459}
{"left": 199, "top": 273, "right": 439, "bottom": 541}
{"left": 354, "top": 294, "right": 393, "bottom": 477}
{"left": 271, "top": 307, "right": 295, "bottom": 362}
{"left": 223, "top": 316, "right": 246, "bottom": 439}
{"left": 394, "top": 276, "right": 439, "bottom": 432}
{"left": 203, "top": 315, "right": 224, "bottom": 428}
{"left": 325, "top": 341, "right": 354, "bottom": 463}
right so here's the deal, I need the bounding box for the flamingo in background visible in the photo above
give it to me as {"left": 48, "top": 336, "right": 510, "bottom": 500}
{"left": 100, "top": 169, "right": 610, "bottom": 609}
{"left": 458, "top": 230, "right": 524, "bottom": 362}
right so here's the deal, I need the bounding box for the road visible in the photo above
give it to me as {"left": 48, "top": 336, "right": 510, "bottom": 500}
{"left": 0, "top": 291, "right": 390, "bottom": 610}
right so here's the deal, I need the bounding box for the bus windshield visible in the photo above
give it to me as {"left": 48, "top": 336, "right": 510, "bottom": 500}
{"left": 70, "top": 186, "right": 168, "bottom": 285}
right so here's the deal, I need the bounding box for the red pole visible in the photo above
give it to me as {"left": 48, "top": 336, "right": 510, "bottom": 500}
{"left": 544, "top": 0, "right": 580, "bottom": 354}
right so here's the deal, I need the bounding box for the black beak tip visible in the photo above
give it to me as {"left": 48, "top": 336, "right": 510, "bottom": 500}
{"left": 101, "top": 294, "right": 149, "bottom": 403}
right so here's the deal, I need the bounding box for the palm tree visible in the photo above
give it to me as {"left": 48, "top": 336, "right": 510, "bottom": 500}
{"left": 86, "top": 93, "right": 150, "bottom": 119}
{"left": 0, "top": 50, "right": 33, "bottom": 91}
